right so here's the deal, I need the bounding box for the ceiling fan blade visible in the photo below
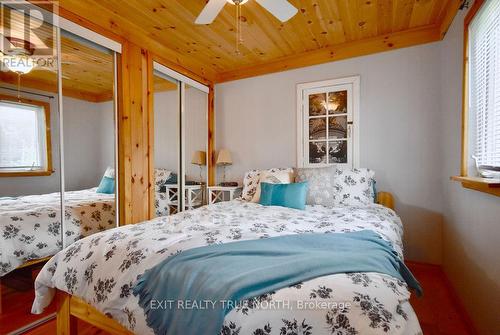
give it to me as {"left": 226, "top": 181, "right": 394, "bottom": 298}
{"left": 255, "top": 0, "right": 298, "bottom": 22}
{"left": 195, "top": 0, "right": 227, "bottom": 24}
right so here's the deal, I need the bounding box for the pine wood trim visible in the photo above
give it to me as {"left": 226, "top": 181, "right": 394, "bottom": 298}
{"left": 438, "top": 0, "right": 462, "bottom": 38}
{"left": 208, "top": 83, "right": 215, "bottom": 186}
{"left": 451, "top": 176, "right": 500, "bottom": 197}
{"left": 147, "top": 52, "right": 156, "bottom": 220}
{"left": 118, "top": 42, "right": 154, "bottom": 225}
{"left": 0, "top": 94, "right": 53, "bottom": 177}
{"left": 215, "top": 25, "right": 441, "bottom": 83}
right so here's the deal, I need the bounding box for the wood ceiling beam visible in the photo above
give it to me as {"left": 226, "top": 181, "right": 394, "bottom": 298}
{"left": 215, "top": 24, "right": 441, "bottom": 83}
{"left": 438, "top": 0, "right": 462, "bottom": 38}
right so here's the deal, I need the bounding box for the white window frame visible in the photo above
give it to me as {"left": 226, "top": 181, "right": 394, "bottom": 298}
{"left": 296, "top": 76, "right": 360, "bottom": 168}
{"left": 467, "top": 0, "right": 500, "bottom": 171}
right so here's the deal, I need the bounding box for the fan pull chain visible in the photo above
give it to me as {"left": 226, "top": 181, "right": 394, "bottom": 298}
{"left": 235, "top": 3, "right": 243, "bottom": 55}
{"left": 17, "top": 73, "right": 21, "bottom": 101}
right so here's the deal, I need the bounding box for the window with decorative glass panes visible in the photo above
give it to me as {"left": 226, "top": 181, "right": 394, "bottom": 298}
{"left": 297, "top": 77, "right": 359, "bottom": 168}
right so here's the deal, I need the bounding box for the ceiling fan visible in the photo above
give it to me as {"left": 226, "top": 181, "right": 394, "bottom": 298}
{"left": 195, "top": 0, "right": 298, "bottom": 24}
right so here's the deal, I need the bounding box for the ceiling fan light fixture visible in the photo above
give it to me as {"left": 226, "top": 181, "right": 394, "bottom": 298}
{"left": 226, "top": 0, "right": 250, "bottom": 4}
{"left": 2, "top": 55, "right": 35, "bottom": 74}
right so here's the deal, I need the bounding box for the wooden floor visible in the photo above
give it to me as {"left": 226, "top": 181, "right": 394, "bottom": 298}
{"left": 14, "top": 262, "right": 476, "bottom": 335}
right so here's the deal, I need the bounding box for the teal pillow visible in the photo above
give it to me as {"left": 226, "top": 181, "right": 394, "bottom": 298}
{"left": 259, "top": 182, "right": 308, "bottom": 210}
{"left": 96, "top": 176, "right": 115, "bottom": 194}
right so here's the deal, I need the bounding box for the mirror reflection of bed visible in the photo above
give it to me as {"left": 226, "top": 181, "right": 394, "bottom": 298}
{"left": 0, "top": 13, "right": 118, "bottom": 334}
{"left": 61, "top": 31, "right": 117, "bottom": 247}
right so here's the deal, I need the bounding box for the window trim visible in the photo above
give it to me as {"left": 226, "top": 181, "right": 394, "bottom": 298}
{"left": 0, "top": 94, "right": 53, "bottom": 177}
{"left": 453, "top": 0, "right": 500, "bottom": 196}
{"left": 296, "top": 76, "right": 360, "bottom": 169}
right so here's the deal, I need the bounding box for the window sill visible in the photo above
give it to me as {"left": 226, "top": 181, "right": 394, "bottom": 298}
{"left": 451, "top": 176, "right": 500, "bottom": 197}
{"left": 0, "top": 170, "right": 54, "bottom": 177}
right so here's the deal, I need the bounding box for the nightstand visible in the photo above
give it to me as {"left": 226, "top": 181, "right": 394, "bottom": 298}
{"left": 208, "top": 186, "right": 241, "bottom": 204}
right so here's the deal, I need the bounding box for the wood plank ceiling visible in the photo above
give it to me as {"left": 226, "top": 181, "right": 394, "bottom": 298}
{"left": 0, "top": 7, "right": 175, "bottom": 102}
{"left": 57, "top": 0, "right": 462, "bottom": 83}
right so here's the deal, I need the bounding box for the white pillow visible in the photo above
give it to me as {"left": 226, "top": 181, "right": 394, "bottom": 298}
{"left": 240, "top": 168, "right": 294, "bottom": 202}
{"left": 103, "top": 166, "right": 115, "bottom": 178}
{"left": 251, "top": 170, "right": 293, "bottom": 203}
{"left": 333, "top": 168, "right": 375, "bottom": 206}
{"left": 154, "top": 168, "right": 172, "bottom": 190}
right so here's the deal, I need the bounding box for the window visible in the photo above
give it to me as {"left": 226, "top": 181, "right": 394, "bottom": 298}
{"left": 453, "top": 0, "right": 500, "bottom": 197}
{"left": 297, "top": 76, "right": 359, "bottom": 168}
{"left": 469, "top": 0, "right": 500, "bottom": 169}
{"left": 0, "top": 95, "right": 52, "bottom": 176}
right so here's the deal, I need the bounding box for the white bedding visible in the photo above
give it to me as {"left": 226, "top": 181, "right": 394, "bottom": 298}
{"left": 32, "top": 200, "right": 422, "bottom": 335}
{"left": 0, "top": 188, "right": 115, "bottom": 276}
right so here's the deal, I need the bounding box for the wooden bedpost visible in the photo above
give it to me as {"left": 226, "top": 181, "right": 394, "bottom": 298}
{"left": 56, "top": 292, "right": 76, "bottom": 335}
{"left": 377, "top": 192, "right": 395, "bottom": 210}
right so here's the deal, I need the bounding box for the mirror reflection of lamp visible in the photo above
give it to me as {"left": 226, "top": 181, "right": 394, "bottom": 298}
{"left": 216, "top": 149, "right": 233, "bottom": 185}
{"left": 191, "top": 151, "right": 206, "bottom": 183}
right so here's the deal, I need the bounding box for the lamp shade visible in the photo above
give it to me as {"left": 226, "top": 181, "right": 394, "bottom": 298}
{"left": 216, "top": 149, "right": 232, "bottom": 165}
{"left": 191, "top": 151, "right": 206, "bottom": 166}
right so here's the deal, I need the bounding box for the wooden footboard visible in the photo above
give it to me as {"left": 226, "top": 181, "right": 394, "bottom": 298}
{"left": 55, "top": 191, "right": 396, "bottom": 334}
{"left": 56, "top": 291, "right": 132, "bottom": 335}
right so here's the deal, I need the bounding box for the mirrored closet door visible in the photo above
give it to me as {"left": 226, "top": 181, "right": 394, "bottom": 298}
{"left": 183, "top": 83, "right": 208, "bottom": 210}
{"left": 153, "top": 68, "right": 180, "bottom": 217}
{"left": 0, "top": 6, "right": 62, "bottom": 334}
{"left": 152, "top": 62, "right": 209, "bottom": 216}
{"left": 61, "top": 31, "right": 118, "bottom": 248}
{"left": 0, "top": 3, "right": 120, "bottom": 333}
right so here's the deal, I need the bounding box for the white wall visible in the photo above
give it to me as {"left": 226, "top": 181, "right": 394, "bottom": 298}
{"left": 439, "top": 9, "right": 500, "bottom": 335}
{"left": 0, "top": 92, "right": 115, "bottom": 196}
{"left": 216, "top": 42, "right": 445, "bottom": 265}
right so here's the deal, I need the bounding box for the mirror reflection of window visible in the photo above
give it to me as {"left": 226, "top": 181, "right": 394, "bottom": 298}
{"left": 0, "top": 6, "right": 62, "bottom": 333}
{"left": 153, "top": 70, "right": 180, "bottom": 217}
{"left": 60, "top": 31, "right": 118, "bottom": 247}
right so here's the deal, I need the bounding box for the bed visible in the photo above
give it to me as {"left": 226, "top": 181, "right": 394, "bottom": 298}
{"left": 31, "top": 191, "right": 422, "bottom": 335}
{"left": 0, "top": 188, "right": 116, "bottom": 277}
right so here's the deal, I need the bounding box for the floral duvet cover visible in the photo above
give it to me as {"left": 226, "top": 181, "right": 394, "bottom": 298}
{"left": 1, "top": 188, "right": 115, "bottom": 276}
{"left": 32, "top": 200, "right": 422, "bottom": 335}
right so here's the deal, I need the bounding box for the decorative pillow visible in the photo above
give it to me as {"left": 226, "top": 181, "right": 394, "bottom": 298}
{"left": 296, "top": 166, "right": 338, "bottom": 207}
{"left": 154, "top": 168, "right": 172, "bottom": 191}
{"left": 333, "top": 168, "right": 375, "bottom": 206}
{"left": 259, "top": 182, "right": 308, "bottom": 210}
{"left": 251, "top": 169, "right": 293, "bottom": 203}
{"left": 96, "top": 176, "right": 115, "bottom": 194}
{"left": 240, "top": 168, "right": 294, "bottom": 202}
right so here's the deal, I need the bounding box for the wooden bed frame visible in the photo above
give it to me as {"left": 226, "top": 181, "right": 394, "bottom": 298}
{"left": 54, "top": 192, "right": 395, "bottom": 335}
